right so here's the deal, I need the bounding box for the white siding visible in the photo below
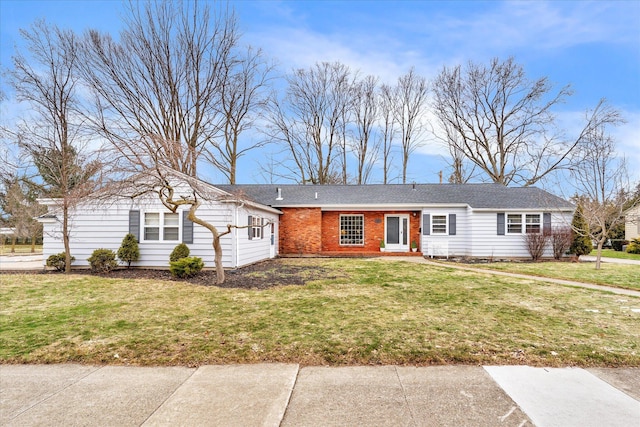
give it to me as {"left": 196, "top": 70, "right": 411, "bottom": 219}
{"left": 40, "top": 195, "right": 278, "bottom": 269}
{"left": 625, "top": 206, "right": 640, "bottom": 241}
{"left": 421, "top": 207, "right": 470, "bottom": 257}
{"left": 470, "top": 210, "right": 573, "bottom": 258}
{"left": 235, "top": 205, "right": 280, "bottom": 268}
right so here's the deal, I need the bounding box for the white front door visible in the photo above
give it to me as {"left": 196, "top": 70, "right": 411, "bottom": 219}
{"left": 385, "top": 214, "right": 410, "bottom": 252}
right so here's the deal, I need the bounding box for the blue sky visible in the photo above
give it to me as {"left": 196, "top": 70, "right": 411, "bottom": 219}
{"left": 1, "top": 0, "right": 639, "bottom": 188}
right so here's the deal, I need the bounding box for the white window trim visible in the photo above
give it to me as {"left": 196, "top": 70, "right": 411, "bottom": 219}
{"left": 142, "top": 211, "right": 182, "bottom": 242}
{"left": 339, "top": 214, "right": 364, "bottom": 246}
{"left": 251, "top": 216, "right": 263, "bottom": 240}
{"left": 525, "top": 214, "right": 542, "bottom": 234}
{"left": 431, "top": 214, "right": 448, "bottom": 235}
{"left": 507, "top": 213, "right": 542, "bottom": 235}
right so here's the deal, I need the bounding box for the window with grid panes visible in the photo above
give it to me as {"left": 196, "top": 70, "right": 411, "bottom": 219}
{"left": 525, "top": 214, "right": 541, "bottom": 234}
{"left": 432, "top": 215, "right": 447, "bottom": 234}
{"left": 339, "top": 215, "right": 364, "bottom": 245}
{"left": 507, "top": 214, "right": 522, "bottom": 234}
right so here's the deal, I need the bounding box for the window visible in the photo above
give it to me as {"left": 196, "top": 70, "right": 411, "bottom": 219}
{"left": 251, "top": 216, "right": 263, "bottom": 240}
{"left": 164, "top": 213, "right": 179, "bottom": 240}
{"left": 432, "top": 215, "right": 447, "bottom": 234}
{"left": 525, "top": 214, "right": 541, "bottom": 234}
{"left": 340, "top": 215, "right": 364, "bottom": 245}
{"left": 143, "top": 212, "right": 180, "bottom": 241}
{"left": 507, "top": 214, "right": 522, "bottom": 234}
{"left": 144, "top": 213, "right": 160, "bottom": 240}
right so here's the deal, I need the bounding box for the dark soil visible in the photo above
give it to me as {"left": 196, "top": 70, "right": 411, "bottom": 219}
{"left": 2, "top": 258, "right": 337, "bottom": 290}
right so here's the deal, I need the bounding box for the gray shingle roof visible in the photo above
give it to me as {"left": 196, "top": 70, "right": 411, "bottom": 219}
{"left": 215, "top": 183, "right": 574, "bottom": 210}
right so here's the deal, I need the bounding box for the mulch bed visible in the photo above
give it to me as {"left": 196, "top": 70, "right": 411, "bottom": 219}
{"left": 1, "top": 258, "right": 337, "bottom": 290}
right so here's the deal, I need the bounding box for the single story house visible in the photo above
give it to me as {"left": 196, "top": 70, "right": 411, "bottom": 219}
{"left": 38, "top": 181, "right": 574, "bottom": 269}
{"left": 625, "top": 205, "right": 640, "bottom": 241}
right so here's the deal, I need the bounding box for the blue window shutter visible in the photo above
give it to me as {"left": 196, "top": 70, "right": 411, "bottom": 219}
{"left": 182, "top": 210, "right": 193, "bottom": 244}
{"left": 543, "top": 213, "right": 551, "bottom": 234}
{"left": 449, "top": 214, "right": 456, "bottom": 235}
{"left": 248, "top": 215, "right": 253, "bottom": 240}
{"left": 423, "top": 214, "right": 430, "bottom": 235}
{"left": 497, "top": 213, "right": 505, "bottom": 235}
{"left": 129, "top": 210, "right": 140, "bottom": 241}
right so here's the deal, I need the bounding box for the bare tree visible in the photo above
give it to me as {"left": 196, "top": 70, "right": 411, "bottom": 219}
{"left": 78, "top": 1, "right": 255, "bottom": 283}
{"left": 79, "top": 0, "right": 239, "bottom": 177}
{"left": 351, "top": 75, "right": 379, "bottom": 184}
{"left": 5, "top": 20, "right": 102, "bottom": 271}
{"left": 378, "top": 83, "right": 397, "bottom": 184}
{"left": 394, "top": 68, "right": 429, "bottom": 184}
{"left": 569, "top": 122, "right": 636, "bottom": 269}
{"left": 205, "top": 46, "right": 275, "bottom": 184}
{"left": 266, "top": 62, "right": 354, "bottom": 184}
{"left": 432, "top": 57, "right": 621, "bottom": 187}
{"left": 0, "top": 175, "right": 46, "bottom": 252}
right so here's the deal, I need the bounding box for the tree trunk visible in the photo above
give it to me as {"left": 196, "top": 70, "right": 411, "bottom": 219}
{"left": 31, "top": 231, "right": 36, "bottom": 253}
{"left": 11, "top": 235, "right": 16, "bottom": 253}
{"left": 63, "top": 202, "right": 71, "bottom": 273}
{"left": 187, "top": 207, "right": 226, "bottom": 284}
{"left": 595, "top": 241, "right": 603, "bottom": 270}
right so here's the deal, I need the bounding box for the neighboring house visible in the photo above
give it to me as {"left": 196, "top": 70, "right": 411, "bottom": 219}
{"left": 38, "top": 181, "right": 280, "bottom": 269}
{"left": 218, "top": 183, "right": 574, "bottom": 259}
{"left": 625, "top": 205, "right": 640, "bottom": 241}
{"left": 38, "top": 181, "right": 574, "bottom": 268}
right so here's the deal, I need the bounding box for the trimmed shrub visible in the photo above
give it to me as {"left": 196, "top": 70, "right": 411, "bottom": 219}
{"left": 46, "top": 252, "right": 75, "bottom": 272}
{"left": 87, "top": 248, "right": 118, "bottom": 273}
{"left": 117, "top": 233, "right": 140, "bottom": 268}
{"left": 169, "top": 243, "right": 190, "bottom": 262}
{"left": 169, "top": 256, "right": 204, "bottom": 278}
{"left": 612, "top": 239, "right": 628, "bottom": 252}
{"left": 627, "top": 238, "right": 640, "bottom": 255}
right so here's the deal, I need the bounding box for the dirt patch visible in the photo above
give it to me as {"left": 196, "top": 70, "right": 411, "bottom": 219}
{"left": 1, "top": 258, "right": 338, "bottom": 290}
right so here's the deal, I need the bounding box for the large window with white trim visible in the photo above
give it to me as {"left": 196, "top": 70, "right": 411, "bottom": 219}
{"left": 340, "top": 215, "right": 364, "bottom": 245}
{"left": 144, "top": 212, "right": 179, "bottom": 241}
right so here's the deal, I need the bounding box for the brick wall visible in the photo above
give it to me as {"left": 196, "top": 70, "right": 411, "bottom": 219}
{"left": 279, "top": 208, "right": 423, "bottom": 254}
{"left": 322, "top": 211, "right": 422, "bottom": 253}
{"left": 278, "top": 207, "right": 322, "bottom": 254}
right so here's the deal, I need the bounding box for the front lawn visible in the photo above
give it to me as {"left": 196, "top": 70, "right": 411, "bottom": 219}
{"left": 471, "top": 261, "right": 639, "bottom": 291}
{"left": 1, "top": 258, "right": 638, "bottom": 367}
{"left": 590, "top": 249, "right": 640, "bottom": 261}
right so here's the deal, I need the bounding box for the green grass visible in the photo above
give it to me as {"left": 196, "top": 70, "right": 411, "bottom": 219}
{"left": 590, "top": 249, "right": 640, "bottom": 261}
{"left": 0, "top": 244, "right": 42, "bottom": 255}
{"left": 1, "top": 258, "right": 639, "bottom": 367}
{"left": 473, "top": 261, "right": 639, "bottom": 291}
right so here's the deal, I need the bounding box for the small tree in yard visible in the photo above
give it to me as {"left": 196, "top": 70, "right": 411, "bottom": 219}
{"left": 524, "top": 232, "right": 549, "bottom": 261}
{"left": 550, "top": 226, "right": 573, "bottom": 260}
{"left": 569, "top": 205, "right": 592, "bottom": 258}
{"left": 117, "top": 233, "right": 140, "bottom": 268}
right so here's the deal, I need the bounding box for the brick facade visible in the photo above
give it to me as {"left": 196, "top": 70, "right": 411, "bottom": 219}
{"left": 279, "top": 207, "right": 422, "bottom": 254}
{"left": 278, "top": 207, "right": 322, "bottom": 254}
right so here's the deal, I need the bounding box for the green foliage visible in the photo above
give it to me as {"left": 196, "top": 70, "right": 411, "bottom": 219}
{"left": 627, "top": 238, "right": 640, "bottom": 255}
{"left": 46, "top": 252, "right": 75, "bottom": 272}
{"left": 569, "top": 205, "right": 592, "bottom": 256}
{"left": 117, "top": 233, "right": 140, "bottom": 268}
{"left": 169, "top": 256, "right": 204, "bottom": 278}
{"left": 169, "top": 243, "right": 190, "bottom": 262}
{"left": 87, "top": 248, "right": 118, "bottom": 273}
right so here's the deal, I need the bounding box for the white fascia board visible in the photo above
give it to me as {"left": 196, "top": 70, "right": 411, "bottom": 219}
{"left": 313, "top": 203, "right": 469, "bottom": 211}
{"left": 219, "top": 199, "right": 282, "bottom": 215}
{"left": 472, "top": 207, "right": 574, "bottom": 213}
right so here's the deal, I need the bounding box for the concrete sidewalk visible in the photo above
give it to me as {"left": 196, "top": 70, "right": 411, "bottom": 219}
{"left": 1, "top": 364, "right": 638, "bottom": 427}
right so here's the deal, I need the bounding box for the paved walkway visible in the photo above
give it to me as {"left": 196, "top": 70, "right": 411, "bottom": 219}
{"left": 1, "top": 364, "right": 638, "bottom": 427}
